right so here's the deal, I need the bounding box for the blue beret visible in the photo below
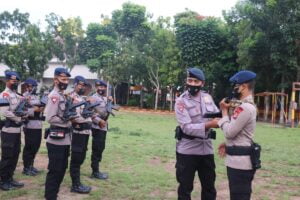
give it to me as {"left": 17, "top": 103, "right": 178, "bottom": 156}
{"left": 95, "top": 80, "right": 107, "bottom": 87}
{"left": 54, "top": 67, "right": 71, "bottom": 77}
{"left": 187, "top": 67, "right": 205, "bottom": 81}
{"left": 24, "top": 78, "right": 38, "bottom": 86}
{"left": 229, "top": 70, "right": 256, "bottom": 84}
{"left": 5, "top": 71, "right": 20, "bottom": 81}
{"left": 74, "top": 76, "right": 87, "bottom": 85}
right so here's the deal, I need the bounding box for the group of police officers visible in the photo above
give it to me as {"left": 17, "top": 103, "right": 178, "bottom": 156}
{"left": 0, "top": 67, "right": 110, "bottom": 199}
{"left": 0, "top": 66, "right": 259, "bottom": 200}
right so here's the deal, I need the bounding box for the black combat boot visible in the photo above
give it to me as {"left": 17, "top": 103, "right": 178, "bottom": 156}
{"left": 30, "top": 165, "right": 40, "bottom": 174}
{"left": 0, "top": 180, "right": 15, "bottom": 191}
{"left": 91, "top": 171, "right": 108, "bottom": 180}
{"left": 23, "top": 167, "right": 37, "bottom": 176}
{"left": 9, "top": 178, "right": 24, "bottom": 188}
{"left": 71, "top": 182, "right": 91, "bottom": 194}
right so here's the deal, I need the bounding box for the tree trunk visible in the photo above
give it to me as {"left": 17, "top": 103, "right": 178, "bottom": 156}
{"left": 113, "top": 85, "right": 117, "bottom": 105}
{"left": 127, "top": 82, "right": 130, "bottom": 105}
{"left": 170, "top": 87, "right": 173, "bottom": 112}
{"left": 154, "top": 84, "right": 160, "bottom": 110}
{"left": 140, "top": 86, "right": 143, "bottom": 108}
{"left": 264, "top": 95, "right": 270, "bottom": 121}
{"left": 279, "top": 76, "right": 285, "bottom": 124}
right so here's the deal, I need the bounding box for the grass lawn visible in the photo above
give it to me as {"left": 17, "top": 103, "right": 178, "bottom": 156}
{"left": 1, "top": 111, "right": 300, "bottom": 200}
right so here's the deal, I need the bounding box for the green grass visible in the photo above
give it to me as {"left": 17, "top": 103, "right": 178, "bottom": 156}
{"left": 1, "top": 111, "right": 300, "bottom": 200}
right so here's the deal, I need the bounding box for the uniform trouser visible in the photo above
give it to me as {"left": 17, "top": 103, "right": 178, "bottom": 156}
{"left": 22, "top": 128, "right": 42, "bottom": 168}
{"left": 176, "top": 153, "right": 216, "bottom": 200}
{"left": 227, "top": 167, "right": 256, "bottom": 200}
{"left": 91, "top": 128, "right": 107, "bottom": 172}
{"left": 70, "top": 132, "right": 89, "bottom": 184}
{"left": 45, "top": 143, "right": 70, "bottom": 200}
{"left": 0, "top": 132, "right": 21, "bottom": 182}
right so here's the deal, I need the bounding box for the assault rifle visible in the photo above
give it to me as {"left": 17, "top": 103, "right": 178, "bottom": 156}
{"left": 104, "top": 99, "right": 120, "bottom": 120}
{"left": 62, "top": 98, "right": 86, "bottom": 121}
{"left": 81, "top": 101, "right": 100, "bottom": 119}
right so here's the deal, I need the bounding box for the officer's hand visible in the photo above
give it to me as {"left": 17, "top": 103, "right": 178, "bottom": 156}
{"left": 99, "top": 119, "right": 106, "bottom": 128}
{"left": 219, "top": 98, "right": 230, "bottom": 110}
{"left": 108, "top": 96, "right": 113, "bottom": 101}
{"left": 34, "top": 106, "right": 42, "bottom": 112}
{"left": 206, "top": 118, "right": 219, "bottom": 129}
{"left": 218, "top": 142, "right": 226, "bottom": 158}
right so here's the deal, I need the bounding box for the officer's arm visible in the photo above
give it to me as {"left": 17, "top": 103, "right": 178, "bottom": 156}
{"left": 45, "top": 95, "right": 63, "bottom": 124}
{"left": 0, "top": 94, "right": 22, "bottom": 122}
{"left": 218, "top": 105, "right": 251, "bottom": 139}
{"left": 175, "top": 99, "right": 207, "bottom": 138}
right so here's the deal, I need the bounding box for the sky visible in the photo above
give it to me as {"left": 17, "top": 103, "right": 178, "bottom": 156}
{"left": 1, "top": 0, "right": 239, "bottom": 28}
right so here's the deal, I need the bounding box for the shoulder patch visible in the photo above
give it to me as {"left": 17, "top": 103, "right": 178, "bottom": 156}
{"left": 233, "top": 107, "right": 244, "bottom": 119}
{"left": 2, "top": 92, "right": 10, "bottom": 98}
{"left": 176, "top": 101, "right": 185, "bottom": 112}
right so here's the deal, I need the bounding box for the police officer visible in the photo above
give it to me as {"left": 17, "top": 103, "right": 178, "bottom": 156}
{"left": 0, "top": 71, "right": 32, "bottom": 190}
{"left": 175, "top": 68, "right": 219, "bottom": 200}
{"left": 44, "top": 67, "right": 72, "bottom": 200}
{"left": 22, "top": 78, "right": 43, "bottom": 176}
{"left": 217, "top": 70, "right": 257, "bottom": 200}
{"left": 90, "top": 80, "right": 109, "bottom": 180}
{"left": 69, "top": 76, "right": 92, "bottom": 193}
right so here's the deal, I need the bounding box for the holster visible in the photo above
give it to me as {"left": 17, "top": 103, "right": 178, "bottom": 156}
{"left": 44, "top": 128, "right": 50, "bottom": 139}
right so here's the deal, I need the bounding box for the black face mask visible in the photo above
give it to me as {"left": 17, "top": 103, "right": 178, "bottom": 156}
{"left": 187, "top": 85, "right": 201, "bottom": 96}
{"left": 78, "top": 88, "right": 85, "bottom": 95}
{"left": 11, "top": 83, "right": 18, "bottom": 91}
{"left": 97, "top": 89, "right": 106, "bottom": 96}
{"left": 232, "top": 86, "right": 241, "bottom": 99}
{"left": 58, "top": 81, "right": 68, "bottom": 90}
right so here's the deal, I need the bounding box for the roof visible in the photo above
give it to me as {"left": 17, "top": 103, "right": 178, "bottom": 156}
{"left": 43, "top": 62, "right": 98, "bottom": 80}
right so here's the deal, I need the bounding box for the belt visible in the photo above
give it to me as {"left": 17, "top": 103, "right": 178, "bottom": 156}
{"left": 226, "top": 146, "right": 252, "bottom": 156}
{"left": 5, "top": 119, "right": 22, "bottom": 127}
{"left": 50, "top": 125, "right": 71, "bottom": 133}
{"left": 28, "top": 116, "right": 46, "bottom": 121}
{"left": 72, "top": 123, "right": 92, "bottom": 131}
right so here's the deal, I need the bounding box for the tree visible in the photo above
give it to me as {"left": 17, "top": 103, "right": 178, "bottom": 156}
{"left": 144, "top": 18, "right": 181, "bottom": 110}
{"left": 0, "top": 10, "right": 52, "bottom": 80}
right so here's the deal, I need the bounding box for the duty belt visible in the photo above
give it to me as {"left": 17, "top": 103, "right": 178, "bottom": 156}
{"left": 226, "top": 146, "right": 252, "bottom": 155}
{"left": 50, "top": 125, "right": 71, "bottom": 133}
{"left": 72, "top": 123, "right": 92, "bottom": 131}
{"left": 5, "top": 119, "right": 22, "bottom": 127}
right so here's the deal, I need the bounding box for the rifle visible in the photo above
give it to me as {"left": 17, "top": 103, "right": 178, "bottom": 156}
{"left": 81, "top": 101, "right": 100, "bottom": 119}
{"left": 104, "top": 99, "right": 120, "bottom": 120}
{"left": 62, "top": 98, "right": 86, "bottom": 121}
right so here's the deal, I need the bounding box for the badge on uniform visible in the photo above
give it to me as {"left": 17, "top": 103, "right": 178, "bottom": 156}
{"left": 177, "top": 101, "right": 185, "bottom": 112}
{"left": 204, "top": 96, "right": 211, "bottom": 104}
{"left": 51, "top": 96, "right": 59, "bottom": 104}
{"left": 233, "top": 107, "right": 244, "bottom": 119}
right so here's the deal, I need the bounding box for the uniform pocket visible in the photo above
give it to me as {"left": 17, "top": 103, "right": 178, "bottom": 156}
{"left": 205, "top": 102, "right": 215, "bottom": 112}
{"left": 188, "top": 106, "right": 201, "bottom": 117}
